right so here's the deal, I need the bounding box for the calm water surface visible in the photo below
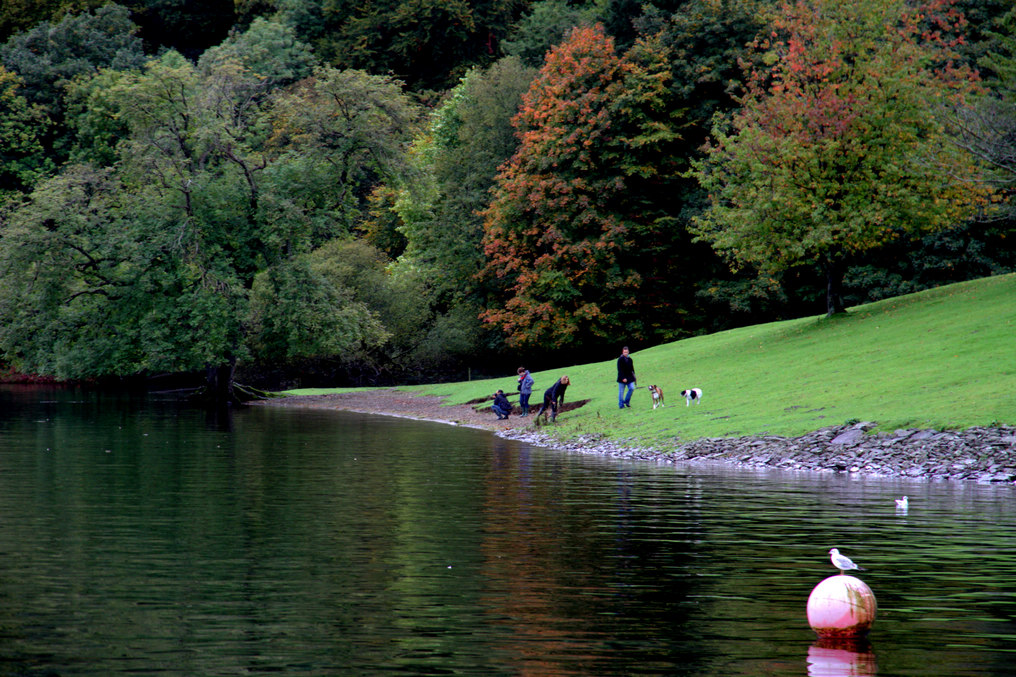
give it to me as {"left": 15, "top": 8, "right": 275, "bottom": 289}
{"left": 1, "top": 385, "right": 1014, "bottom": 675}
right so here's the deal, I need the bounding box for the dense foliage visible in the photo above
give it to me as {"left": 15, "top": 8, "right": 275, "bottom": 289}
{"left": 692, "top": 0, "right": 989, "bottom": 317}
{"left": 480, "top": 25, "right": 682, "bottom": 348}
{"left": 0, "top": 0, "right": 1013, "bottom": 391}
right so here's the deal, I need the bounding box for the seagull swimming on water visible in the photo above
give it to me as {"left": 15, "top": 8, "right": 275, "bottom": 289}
{"left": 829, "top": 548, "right": 865, "bottom": 574}
{"left": 895, "top": 495, "right": 909, "bottom": 510}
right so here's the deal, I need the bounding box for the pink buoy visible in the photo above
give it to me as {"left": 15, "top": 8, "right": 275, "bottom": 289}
{"left": 807, "top": 574, "right": 877, "bottom": 639}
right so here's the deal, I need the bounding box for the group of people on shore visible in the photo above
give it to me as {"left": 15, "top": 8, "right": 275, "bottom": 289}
{"left": 490, "top": 367, "right": 534, "bottom": 420}
{"left": 490, "top": 367, "right": 570, "bottom": 423}
{"left": 491, "top": 345, "right": 636, "bottom": 423}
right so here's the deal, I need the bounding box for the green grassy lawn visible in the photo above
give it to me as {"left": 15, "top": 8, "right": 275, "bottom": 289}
{"left": 283, "top": 273, "right": 1016, "bottom": 444}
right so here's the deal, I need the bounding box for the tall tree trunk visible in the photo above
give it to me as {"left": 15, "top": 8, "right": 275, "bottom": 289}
{"left": 205, "top": 357, "right": 237, "bottom": 403}
{"left": 823, "top": 257, "right": 846, "bottom": 317}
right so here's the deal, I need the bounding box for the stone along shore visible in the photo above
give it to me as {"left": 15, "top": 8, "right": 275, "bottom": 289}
{"left": 500, "top": 421, "right": 1016, "bottom": 483}
{"left": 259, "top": 392, "right": 1015, "bottom": 484}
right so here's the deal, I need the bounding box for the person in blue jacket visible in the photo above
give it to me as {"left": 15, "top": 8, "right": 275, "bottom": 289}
{"left": 516, "top": 367, "right": 534, "bottom": 416}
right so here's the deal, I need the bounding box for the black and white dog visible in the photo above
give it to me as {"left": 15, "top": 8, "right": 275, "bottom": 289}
{"left": 680, "top": 388, "right": 703, "bottom": 407}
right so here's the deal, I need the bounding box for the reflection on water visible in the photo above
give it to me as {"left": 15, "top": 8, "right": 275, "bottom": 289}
{"left": 808, "top": 639, "right": 877, "bottom": 676}
{"left": 1, "top": 386, "right": 1014, "bottom": 675}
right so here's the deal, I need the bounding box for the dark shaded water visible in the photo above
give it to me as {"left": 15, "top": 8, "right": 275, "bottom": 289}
{"left": 1, "top": 386, "right": 1014, "bottom": 675}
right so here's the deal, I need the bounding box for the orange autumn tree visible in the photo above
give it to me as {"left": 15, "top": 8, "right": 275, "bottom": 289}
{"left": 692, "top": 0, "right": 989, "bottom": 317}
{"left": 480, "top": 24, "right": 682, "bottom": 349}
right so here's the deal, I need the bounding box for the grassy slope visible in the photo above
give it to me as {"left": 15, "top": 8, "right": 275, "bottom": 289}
{"left": 285, "top": 274, "right": 1016, "bottom": 444}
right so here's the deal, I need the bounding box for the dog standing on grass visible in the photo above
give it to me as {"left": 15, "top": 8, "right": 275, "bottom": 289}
{"left": 681, "top": 388, "right": 703, "bottom": 406}
{"left": 647, "top": 384, "right": 665, "bottom": 409}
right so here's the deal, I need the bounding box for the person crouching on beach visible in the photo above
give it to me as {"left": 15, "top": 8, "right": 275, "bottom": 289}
{"left": 491, "top": 389, "right": 512, "bottom": 420}
{"left": 535, "top": 375, "right": 570, "bottom": 424}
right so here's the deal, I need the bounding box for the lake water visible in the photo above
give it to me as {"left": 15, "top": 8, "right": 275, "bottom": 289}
{"left": 1, "top": 385, "right": 1014, "bottom": 676}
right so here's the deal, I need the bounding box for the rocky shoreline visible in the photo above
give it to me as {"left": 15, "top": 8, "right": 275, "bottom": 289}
{"left": 258, "top": 391, "right": 1016, "bottom": 484}
{"left": 500, "top": 421, "right": 1016, "bottom": 484}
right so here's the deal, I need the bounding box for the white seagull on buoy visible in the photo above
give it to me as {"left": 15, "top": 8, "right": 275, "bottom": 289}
{"left": 829, "top": 548, "right": 865, "bottom": 574}
{"left": 895, "top": 495, "right": 909, "bottom": 510}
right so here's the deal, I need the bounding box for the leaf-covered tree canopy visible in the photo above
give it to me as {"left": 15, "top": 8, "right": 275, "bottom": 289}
{"left": 0, "top": 4, "right": 146, "bottom": 112}
{"left": 692, "top": 0, "right": 991, "bottom": 316}
{"left": 397, "top": 56, "right": 537, "bottom": 306}
{"left": 951, "top": 4, "right": 1016, "bottom": 216}
{"left": 0, "top": 53, "right": 421, "bottom": 387}
{"left": 197, "top": 16, "right": 317, "bottom": 86}
{"left": 0, "top": 0, "right": 105, "bottom": 43}
{"left": 481, "top": 24, "right": 684, "bottom": 349}
{"left": 280, "top": 0, "right": 530, "bottom": 91}
{"left": 501, "top": 0, "right": 596, "bottom": 67}
{"left": 0, "top": 0, "right": 1012, "bottom": 387}
{"left": 0, "top": 66, "right": 53, "bottom": 202}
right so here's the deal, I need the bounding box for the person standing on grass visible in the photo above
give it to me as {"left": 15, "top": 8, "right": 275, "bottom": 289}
{"left": 617, "top": 346, "right": 636, "bottom": 409}
{"left": 517, "top": 367, "right": 534, "bottom": 417}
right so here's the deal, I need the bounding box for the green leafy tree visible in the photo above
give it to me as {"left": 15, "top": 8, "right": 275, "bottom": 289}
{"left": 637, "top": 0, "right": 770, "bottom": 155}
{"left": 2, "top": 0, "right": 237, "bottom": 61}
{"left": 944, "top": 0, "right": 1012, "bottom": 74}
{"left": 359, "top": 185, "right": 408, "bottom": 259}
{"left": 0, "top": 66, "right": 53, "bottom": 202}
{"left": 280, "top": 0, "right": 529, "bottom": 91}
{"left": 235, "top": 0, "right": 278, "bottom": 25}
{"left": 0, "top": 3, "right": 146, "bottom": 164}
{"left": 398, "top": 57, "right": 536, "bottom": 305}
{"left": 247, "top": 233, "right": 459, "bottom": 386}
{"left": 0, "top": 4, "right": 146, "bottom": 113}
{"left": 64, "top": 67, "right": 133, "bottom": 166}
{"left": 310, "top": 240, "right": 431, "bottom": 375}
{"left": 247, "top": 253, "right": 390, "bottom": 363}
{"left": 389, "top": 57, "right": 537, "bottom": 363}
{"left": 951, "top": 5, "right": 1016, "bottom": 214}
{"left": 0, "top": 164, "right": 218, "bottom": 378}
{"left": 265, "top": 67, "right": 420, "bottom": 238}
{"left": 481, "top": 24, "right": 683, "bottom": 349}
{"left": 836, "top": 2, "right": 1015, "bottom": 307}
{"left": 0, "top": 53, "right": 420, "bottom": 394}
{"left": 599, "top": 0, "right": 685, "bottom": 50}
{"left": 634, "top": 0, "right": 779, "bottom": 326}
{"left": 198, "top": 16, "right": 316, "bottom": 85}
{"left": 692, "top": 0, "right": 988, "bottom": 317}
{"left": 501, "top": 0, "right": 595, "bottom": 66}
{"left": 0, "top": 0, "right": 106, "bottom": 42}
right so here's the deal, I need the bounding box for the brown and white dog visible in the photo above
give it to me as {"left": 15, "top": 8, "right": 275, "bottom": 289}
{"left": 681, "top": 388, "right": 703, "bottom": 406}
{"left": 648, "top": 384, "right": 665, "bottom": 409}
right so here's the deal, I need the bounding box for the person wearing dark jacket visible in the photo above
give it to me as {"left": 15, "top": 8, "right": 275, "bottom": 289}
{"left": 617, "top": 346, "right": 636, "bottom": 409}
{"left": 491, "top": 389, "right": 512, "bottom": 420}
{"left": 535, "top": 375, "right": 570, "bottom": 423}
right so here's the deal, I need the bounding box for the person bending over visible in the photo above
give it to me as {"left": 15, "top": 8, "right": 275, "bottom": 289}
{"left": 535, "top": 375, "right": 570, "bottom": 423}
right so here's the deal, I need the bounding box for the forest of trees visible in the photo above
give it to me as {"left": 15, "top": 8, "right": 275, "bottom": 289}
{"left": 0, "top": 0, "right": 1015, "bottom": 396}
